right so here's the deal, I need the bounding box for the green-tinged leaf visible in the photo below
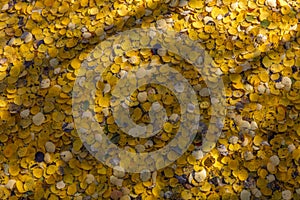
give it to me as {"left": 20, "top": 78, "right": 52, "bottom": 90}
{"left": 260, "top": 19, "right": 270, "bottom": 28}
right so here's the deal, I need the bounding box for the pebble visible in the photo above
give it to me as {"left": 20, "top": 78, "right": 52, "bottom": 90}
{"left": 102, "top": 107, "right": 110, "bottom": 116}
{"left": 147, "top": 87, "right": 156, "bottom": 95}
{"left": 3, "top": 164, "right": 9, "bottom": 175}
{"left": 256, "top": 34, "right": 267, "bottom": 43}
{"left": 211, "top": 97, "right": 219, "bottom": 104}
{"left": 193, "top": 84, "right": 202, "bottom": 92}
{"left": 257, "top": 84, "right": 266, "bottom": 94}
{"left": 144, "top": 8, "right": 152, "bottom": 16}
{"left": 241, "top": 61, "right": 251, "bottom": 71}
{"left": 282, "top": 190, "right": 292, "bottom": 200}
{"left": 288, "top": 144, "right": 296, "bottom": 152}
{"left": 240, "top": 120, "right": 251, "bottom": 130}
{"left": 269, "top": 155, "right": 280, "bottom": 166}
{"left": 44, "top": 153, "right": 52, "bottom": 163}
{"left": 20, "top": 109, "right": 30, "bottom": 118}
{"left": 111, "top": 190, "right": 123, "bottom": 200}
{"left": 244, "top": 151, "right": 254, "bottom": 161}
{"left": 157, "top": 48, "right": 167, "bottom": 57}
{"left": 194, "top": 169, "right": 206, "bottom": 183}
{"left": 140, "top": 169, "right": 151, "bottom": 182}
{"left": 178, "top": 0, "right": 188, "bottom": 7}
{"left": 1, "top": 4, "right": 9, "bottom": 11}
{"left": 103, "top": 84, "right": 111, "bottom": 94}
{"left": 256, "top": 103, "right": 262, "bottom": 110}
{"left": 5, "top": 179, "right": 16, "bottom": 189}
{"left": 192, "top": 150, "right": 204, "bottom": 160}
{"left": 265, "top": 0, "right": 277, "bottom": 7}
{"left": 199, "top": 88, "right": 210, "bottom": 97}
{"left": 32, "top": 112, "right": 45, "bottom": 126}
{"left": 251, "top": 188, "right": 262, "bottom": 198}
{"left": 244, "top": 84, "right": 254, "bottom": 93}
{"left": 128, "top": 127, "right": 141, "bottom": 137}
{"left": 136, "top": 67, "right": 147, "bottom": 78}
{"left": 144, "top": 140, "right": 154, "bottom": 148}
{"left": 174, "top": 82, "right": 185, "bottom": 93}
{"left": 41, "top": 78, "right": 51, "bottom": 88}
{"left": 250, "top": 121, "right": 258, "bottom": 130}
{"left": 242, "top": 137, "right": 249, "bottom": 147}
{"left": 231, "top": 2, "right": 238, "bottom": 9}
{"left": 93, "top": 134, "right": 102, "bottom": 143}
{"left": 121, "top": 187, "right": 130, "bottom": 195}
{"left": 82, "top": 32, "right": 92, "bottom": 39}
{"left": 228, "top": 136, "right": 239, "bottom": 144}
{"left": 135, "top": 144, "right": 145, "bottom": 153}
{"left": 237, "top": 114, "right": 246, "bottom": 122}
{"left": 60, "top": 151, "right": 73, "bottom": 162}
{"left": 62, "top": 122, "right": 74, "bottom": 132}
{"left": 253, "top": 145, "right": 260, "bottom": 151}
{"left": 187, "top": 103, "right": 195, "bottom": 113}
{"left": 266, "top": 174, "right": 275, "bottom": 182}
{"left": 151, "top": 102, "right": 162, "bottom": 112}
{"left": 156, "top": 19, "right": 167, "bottom": 30}
{"left": 82, "top": 110, "right": 93, "bottom": 119}
{"left": 119, "top": 70, "right": 127, "bottom": 79}
{"left": 215, "top": 68, "right": 223, "bottom": 75}
{"left": 68, "top": 22, "right": 76, "bottom": 30}
{"left": 113, "top": 166, "right": 125, "bottom": 178}
{"left": 137, "top": 92, "right": 147, "bottom": 102}
{"left": 217, "top": 145, "right": 228, "bottom": 156}
{"left": 205, "top": 6, "right": 213, "bottom": 12}
{"left": 120, "top": 195, "right": 131, "bottom": 200}
{"left": 290, "top": 24, "right": 297, "bottom": 31}
{"left": 7, "top": 38, "right": 14, "bottom": 46}
{"left": 289, "top": 110, "right": 298, "bottom": 120}
{"left": 23, "top": 32, "right": 33, "bottom": 43}
{"left": 56, "top": 180, "right": 66, "bottom": 189}
{"left": 164, "top": 191, "right": 173, "bottom": 199}
{"left": 110, "top": 175, "right": 123, "bottom": 187}
{"left": 85, "top": 174, "right": 95, "bottom": 184}
{"left": 45, "top": 141, "right": 56, "bottom": 153}
{"left": 249, "top": 130, "right": 256, "bottom": 137}
{"left": 226, "top": 110, "right": 236, "bottom": 118}
{"left": 152, "top": 171, "right": 157, "bottom": 185}
{"left": 237, "top": 102, "right": 247, "bottom": 112}
{"left": 49, "top": 58, "right": 59, "bottom": 67}
{"left": 188, "top": 173, "right": 194, "bottom": 185}
{"left": 54, "top": 67, "right": 61, "bottom": 74}
{"left": 282, "top": 77, "right": 292, "bottom": 91}
{"left": 275, "top": 82, "right": 285, "bottom": 89}
{"left": 169, "top": 113, "right": 179, "bottom": 122}
{"left": 128, "top": 56, "right": 139, "bottom": 65}
{"left": 240, "top": 189, "right": 251, "bottom": 200}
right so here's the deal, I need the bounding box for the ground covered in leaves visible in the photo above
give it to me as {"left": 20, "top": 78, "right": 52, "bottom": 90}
{"left": 0, "top": 0, "right": 300, "bottom": 199}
